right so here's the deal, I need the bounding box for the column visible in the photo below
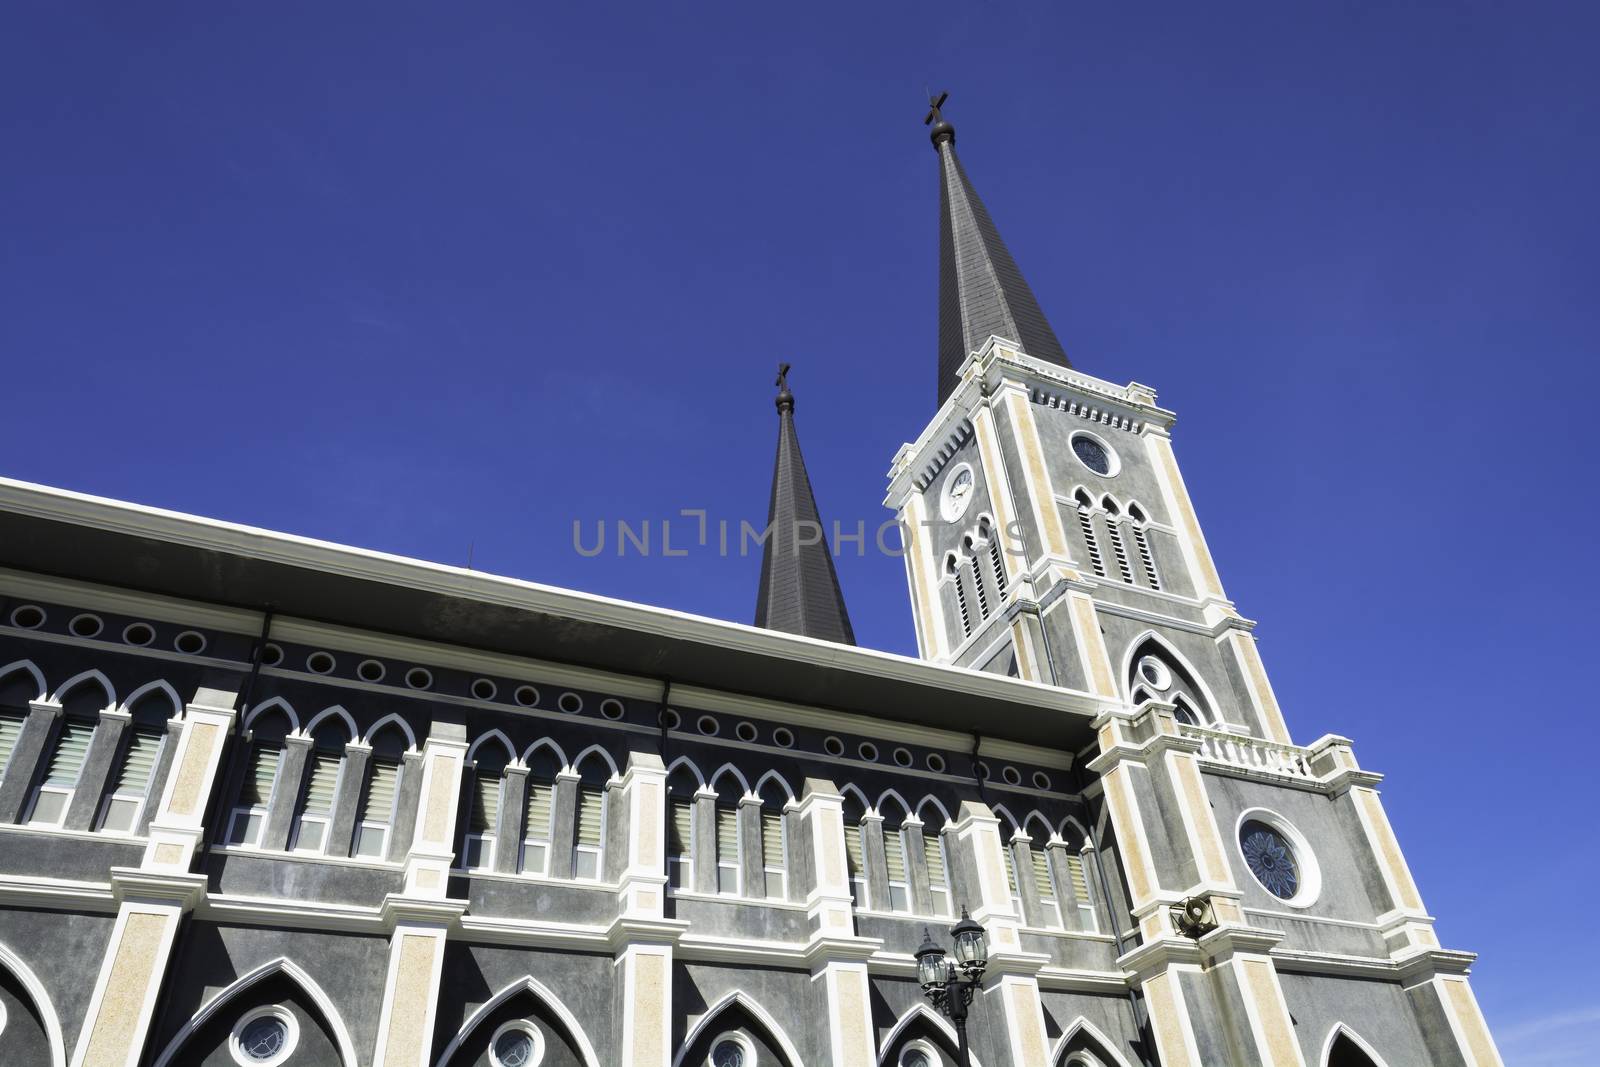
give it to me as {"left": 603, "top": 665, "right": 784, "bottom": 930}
{"left": 64, "top": 708, "right": 129, "bottom": 830}
{"left": 796, "top": 778, "right": 877, "bottom": 1067}
{"left": 738, "top": 794, "right": 765, "bottom": 899}
{"left": 548, "top": 771, "right": 580, "bottom": 880}
{"left": 860, "top": 811, "right": 889, "bottom": 911}
{"left": 494, "top": 763, "right": 529, "bottom": 875}
{"left": 1141, "top": 427, "right": 1233, "bottom": 624}
{"left": 260, "top": 733, "right": 310, "bottom": 851}
{"left": 903, "top": 819, "right": 933, "bottom": 916}
{"left": 371, "top": 720, "right": 468, "bottom": 1067}
{"left": 691, "top": 788, "right": 718, "bottom": 895}
{"left": 386, "top": 749, "right": 425, "bottom": 863}
{"left": 1219, "top": 625, "right": 1293, "bottom": 744}
{"left": 0, "top": 699, "right": 61, "bottom": 822}
{"left": 325, "top": 741, "right": 371, "bottom": 858}
{"left": 70, "top": 681, "right": 238, "bottom": 1067}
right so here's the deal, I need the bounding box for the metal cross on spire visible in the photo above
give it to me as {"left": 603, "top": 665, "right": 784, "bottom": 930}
{"left": 924, "top": 90, "right": 949, "bottom": 127}
{"left": 925, "top": 90, "right": 955, "bottom": 149}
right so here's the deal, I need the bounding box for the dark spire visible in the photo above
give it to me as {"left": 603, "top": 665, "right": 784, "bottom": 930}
{"left": 754, "top": 364, "right": 856, "bottom": 645}
{"left": 927, "top": 92, "right": 1071, "bottom": 404}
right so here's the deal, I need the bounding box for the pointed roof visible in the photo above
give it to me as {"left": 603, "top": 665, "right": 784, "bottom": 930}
{"left": 930, "top": 98, "right": 1071, "bottom": 404}
{"left": 753, "top": 365, "right": 856, "bottom": 645}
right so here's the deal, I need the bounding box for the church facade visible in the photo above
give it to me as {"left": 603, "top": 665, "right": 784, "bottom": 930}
{"left": 0, "top": 106, "right": 1504, "bottom": 1067}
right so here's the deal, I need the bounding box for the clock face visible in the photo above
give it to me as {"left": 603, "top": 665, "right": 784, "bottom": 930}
{"left": 941, "top": 465, "right": 975, "bottom": 521}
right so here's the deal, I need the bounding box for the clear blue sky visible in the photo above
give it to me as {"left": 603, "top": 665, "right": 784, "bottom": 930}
{"left": 4, "top": 4, "right": 1595, "bottom": 1062}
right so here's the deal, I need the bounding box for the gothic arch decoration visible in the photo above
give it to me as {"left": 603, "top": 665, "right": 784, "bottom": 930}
{"left": 1321, "top": 1024, "right": 1393, "bottom": 1067}
{"left": 752, "top": 769, "right": 795, "bottom": 805}
{"left": 522, "top": 737, "right": 570, "bottom": 771}
{"left": 432, "top": 975, "right": 601, "bottom": 1067}
{"left": 914, "top": 795, "right": 954, "bottom": 827}
{"left": 149, "top": 957, "right": 357, "bottom": 1067}
{"left": 1120, "top": 631, "right": 1222, "bottom": 726}
{"left": 876, "top": 788, "right": 914, "bottom": 822}
{"left": 362, "top": 712, "right": 418, "bottom": 750}
{"left": 304, "top": 705, "right": 359, "bottom": 741}
{"left": 708, "top": 762, "right": 752, "bottom": 797}
{"left": 0, "top": 660, "right": 47, "bottom": 704}
{"left": 48, "top": 669, "right": 114, "bottom": 712}
{"left": 0, "top": 940, "right": 66, "bottom": 1067}
{"left": 119, "top": 679, "right": 183, "bottom": 718}
{"left": 665, "top": 755, "right": 706, "bottom": 790}
{"left": 467, "top": 729, "right": 517, "bottom": 765}
{"left": 670, "top": 990, "right": 804, "bottom": 1067}
{"left": 244, "top": 696, "right": 300, "bottom": 736}
{"left": 1049, "top": 1017, "right": 1137, "bottom": 1067}
{"left": 570, "top": 744, "right": 620, "bottom": 780}
{"left": 839, "top": 783, "right": 872, "bottom": 815}
{"left": 876, "top": 1002, "right": 981, "bottom": 1067}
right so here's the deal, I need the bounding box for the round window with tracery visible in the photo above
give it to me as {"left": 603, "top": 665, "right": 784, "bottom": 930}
{"left": 229, "top": 1007, "right": 297, "bottom": 1067}
{"left": 489, "top": 1022, "right": 544, "bottom": 1067}
{"left": 1071, "top": 433, "right": 1116, "bottom": 476}
{"left": 711, "top": 1038, "right": 747, "bottom": 1067}
{"left": 1239, "top": 819, "right": 1299, "bottom": 899}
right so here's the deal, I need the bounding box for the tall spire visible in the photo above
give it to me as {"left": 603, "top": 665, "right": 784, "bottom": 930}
{"left": 754, "top": 364, "right": 856, "bottom": 645}
{"left": 927, "top": 93, "right": 1071, "bottom": 404}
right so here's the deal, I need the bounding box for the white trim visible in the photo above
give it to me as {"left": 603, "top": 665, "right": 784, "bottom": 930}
{"left": 431, "top": 975, "right": 600, "bottom": 1067}
{"left": 48, "top": 668, "right": 115, "bottom": 710}
{"left": 670, "top": 990, "right": 805, "bottom": 1067}
{"left": 940, "top": 462, "right": 977, "bottom": 522}
{"left": 1235, "top": 807, "right": 1322, "bottom": 909}
{"left": 521, "top": 737, "right": 569, "bottom": 770}
{"left": 875, "top": 1002, "right": 983, "bottom": 1067}
{"left": 0, "top": 940, "right": 67, "bottom": 1067}
{"left": 1115, "top": 631, "right": 1225, "bottom": 723}
{"left": 1068, "top": 429, "right": 1121, "bottom": 477}
{"left": 228, "top": 1004, "right": 298, "bottom": 1066}
{"left": 1318, "top": 1024, "right": 1393, "bottom": 1067}
{"left": 304, "top": 706, "right": 359, "bottom": 741}
{"left": 570, "top": 744, "right": 620, "bottom": 780}
{"left": 361, "top": 712, "right": 418, "bottom": 750}
{"left": 119, "top": 679, "right": 183, "bottom": 717}
{"left": 665, "top": 755, "right": 707, "bottom": 789}
{"left": 0, "top": 659, "right": 48, "bottom": 702}
{"left": 751, "top": 769, "right": 795, "bottom": 803}
{"left": 244, "top": 697, "right": 300, "bottom": 735}
{"left": 707, "top": 762, "right": 751, "bottom": 796}
{"left": 149, "top": 957, "right": 357, "bottom": 1067}
{"left": 1048, "top": 1017, "right": 1137, "bottom": 1067}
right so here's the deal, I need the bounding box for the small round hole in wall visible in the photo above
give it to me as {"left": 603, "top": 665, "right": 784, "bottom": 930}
{"left": 661, "top": 708, "right": 681, "bottom": 730}
{"left": 514, "top": 685, "right": 539, "bottom": 707}
{"left": 9, "top": 605, "right": 45, "bottom": 629}
{"left": 975, "top": 761, "right": 991, "bottom": 780}
{"left": 772, "top": 727, "right": 794, "bottom": 748}
{"left": 926, "top": 753, "right": 947, "bottom": 773}
{"left": 558, "top": 692, "right": 583, "bottom": 714}
{"left": 823, "top": 736, "right": 844, "bottom": 757}
{"left": 696, "top": 715, "right": 719, "bottom": 736}
{"left": 858, "top": 742, "right": 879, "bottom": 762}
{"left": 69, "top": 614, "right": 104, "bottom": 638}
{"left": 471, "top": 678, "right": 498, "bottom": 701}
{"left": 260, "top": 643, "right": 284, "bottom": 667}
{"left": 893, "top": 747, "right": 913, "bottom": 767}
{"left": 307, "top": 651, "right": 336, "bottom": 675}
{"left": 1002, "top": 766, "right": 1022, "bottom": 786}
{"left": 1032, "top": 771, "right": 1052, "bottom": 791}
{"left": 122, "top": 622, "right": 155, "bottom": 647}
{"left": 175, "top": 630, "right": 208, "bottom": 655}
{"left": 735, "top": 721, "right": 758, "bottom": 742}
{"left": 405, "top": 668, "right": 432, "bottom": 690}
{"left": 358, "top": 659, "right": 386, "bottom": 683}
{"left": 600, "top": 698, "right": 624, "bottom": 720}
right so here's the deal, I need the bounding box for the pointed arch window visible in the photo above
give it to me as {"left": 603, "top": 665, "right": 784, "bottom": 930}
{"left": 666, "top": 765, "right": 698, "bottom": 890}
{"left": 27, "top": 716, "right": 96, "bottom": 826}
{"left": 883, "top": 816, "right": 911, "bottom": 913}
{"left": 353, "top": 726, "right": 407, "bottom": 859}
{"left": 710, "top": 775, "right": 742, "bottom": 896}
{"left": 1127, "top": 503, "right": 1161, "bottom": 589}
{"left": 1074, "top": 490, "right": 1106, "bottom": 577}
{"left": 463, "top": 747, "right": 509, "bottom": 871}
{"left": 923, "top": 820, "right": 953, "bottom": 917}
{"left": 947, "top": 555, "right": 972, "bottom": 638}
{"left": 758, "top": 781, "right": 789, "bottom": 900}
{"left": 0, "top": 670, "right": 31, "bottom": 779}
{"left": 228, "top": 708, "right": 291, "bottom": 847}
{"left": 843, "top": 795, "right": 867, "bottom": 907}
{"left": 292, "top": 720, "right": 351, "bottom": 854}
{"left": 519, "top": 749, "right": 560, "bottom": 876}
{"left": 97, "top": 690, "right": 176, "bottom": 834}
{"left": 1030, "top": 845, "right": 1063, "bottom": 929}
{"left": 1129, "top": 644, "right": 1216, "bottom": 727}
{"left": 1102, "top": 498, "right": 1135, "bottom": 583}
{"left": 571, "top": 757, "right": 609, "bottom": 881}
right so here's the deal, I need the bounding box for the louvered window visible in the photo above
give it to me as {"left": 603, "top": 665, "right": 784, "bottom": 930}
{"left": 761, "top": 809, "right": 786, "bottom": 899}
{"left": 844, "top": 822, "right": 866, "bottom": 907}
{"left": 353, "top": 758, "right": 399, "bottom": 859}
{"left": 1031, "top": 847, "right": 1063, "bottom": 929}
{"left": 970, "top": 558, "right": 990, "bottom": 620}
{"left": 28, "top": 719, "right": 96, "bottom": 826}
{"left": 0, "top": 711, "right": 24, "bottom": 779}
{"left": 924, "top": 831, "right": 951, "bottom": 917}
{"left": 952, "top": 569, "right": 972, "bottom": 637}
{"left": 1066, "top": 852, "right": 1097, "bottom": 931}
{"left": 227, "top": 744, "right": 281, "bottom": 847}
{"left": 572, "top": 786, "right": 604, "bottom": 880}
{"left": 1131, "top": 524, "right": 1161, "bottom": 589}
{"left": 292, "top": 751, "right": 343, "bottom": 853}
{"left": 1077, "top": 506, "right": 1106, "bottom": 576}
{"left": 463, "top": 770, "right": 501, "bottom": 870}
{"left": 519, "top": 777, "right": 555, "bottom": 875}
{"left": 715, "top": 805, "right": 740, "bottom": 895}
{"left": 1002, "top": 841, "right": 1025, "bottom": 915}
{"left": 667, "top": 797, "right": 693, "bottom": 889}
{"left": 883, "top": 825, "right": 910, "bottom": 913}
{"left": 98, "top": 726, "right": 165, "bottom": 834}
{"left": 989, "top": 538, "right": 1008, "bottom": 598}
{"left": 1105, "top": 516, "right": 1134, "bottom": 583}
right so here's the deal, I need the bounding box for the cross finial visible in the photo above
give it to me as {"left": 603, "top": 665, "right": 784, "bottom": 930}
{"left": 775, "top": 361, "right": 792, "bottom": 390}
{"left": 924, "top": 90, "right": 949, "bottom": 127}
{"left": 775, "top": 362, "right": 795, "bottom": 412}
{"left": 924, "top": 90, "right": 955, "bottom": 149}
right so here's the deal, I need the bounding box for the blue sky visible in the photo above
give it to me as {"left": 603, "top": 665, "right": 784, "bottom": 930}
{"left": 3, "top": 3, "right": 1596, "bottom": 1061}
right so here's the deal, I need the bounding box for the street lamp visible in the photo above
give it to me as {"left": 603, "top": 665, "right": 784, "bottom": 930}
{"left": 916, "top": 907, "right": 990, "bottom": 1067}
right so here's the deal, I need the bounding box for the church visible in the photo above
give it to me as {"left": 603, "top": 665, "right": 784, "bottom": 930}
{"left": 0, "top": 101, "right": 1505, "bottom": 1067}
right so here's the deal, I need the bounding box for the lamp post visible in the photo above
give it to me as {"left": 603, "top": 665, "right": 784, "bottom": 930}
{"left": 915, "top": 907, "right": 990, "bottom": 1067}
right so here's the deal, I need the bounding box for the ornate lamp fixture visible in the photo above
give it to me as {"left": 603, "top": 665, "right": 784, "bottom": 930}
{"left": 915, "top": 906, "right": 990, "bottom": 1066}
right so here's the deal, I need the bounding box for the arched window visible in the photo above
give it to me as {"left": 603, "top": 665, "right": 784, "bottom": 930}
{"left": 97, "top": 688, "right": 177, "bottom": 834}
{"left": 519, "top": 747, "right": 560, "bottom": 876}
{"left": 843, "top": 792, "right": 867, "bottom": 907}
{"left": 758, "top": 779, "right": 789, "bottom": 900}
{"left": 228, "top": 707, "right": 292, "bottom": 848}
{"left": 1073, "top": 490, "right": 1106, "bottom": 577}
{"left": 1060, "top": 821, "right": 1100, "bottom": 933}
{"left": 1128, "top": 641, "right": 1216, "bottom": 726}
{"left": 666, "top": 763, "right": 698, "bottom": 890}
{"left": 292, "top": 719, "right": 352, "bottom": 854}
{"left": 1102, "top": 498, "right": 1135, "bottom": 583}
{"left": 964, "top": 536, "right": 990, "bottom": 621}
{"left": 946, "top": 555, "right": 972, "bottom": 638}
{"left": 0, "top": 668, "right": 38, "bottom": 782}
{"left": 882, "top": 812, "right": 911, "bottom": 914}
{"left": 1024, "top": 816, "right": 1063, "bottom": 930}
{"left": 27, "top": 677, "right": 110, "bottom": 827}
{"left": 713, "top": 775, "right": 742, "bottom": 896}
{"left": 352, "top": 725, "right": 407, "bottom": 859}
{"left": 919, "top": 807, "right": 953, "bottom": 918}
{"left": 571, "top": 754, "right": 609, "bottom": 881}
{"left": 1127, "top": 503, "right": 1161, "bottom": 589}
{"left": 997, "top": 815, "right": 1025, "bottom": 917}
{"left": 463, "top": 745, "right": 509, "bottom": 870}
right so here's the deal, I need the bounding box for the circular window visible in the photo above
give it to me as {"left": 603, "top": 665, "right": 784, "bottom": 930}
{"left": 405, "top": 668, "right": 432, "bottom": 690}
{"left": 122, "top": 622, "right": 156, "bottom": 647}
{"left": 772, "top": 727, "right": 794, "bottom": 748}
{"left": 471, "top": 678, "right": 498, "bottom": 701}
{"left": 358, "top": 659, "right": 387, "bottom": 683}
{"left": 9, "top": 605, "right": 45, "bottom": 629}
{"left": 858, "top": 742, "right": 879, "bottom": 762}
{"left": 892, "top": 747, "right": 913, "bottom": 768}
{"left": 1032, "top": 771, "right": 1052, "bottom": 791}
{"left": 558, "top": 692, "right": 583, "bottom": 714}
{"left": 1136, "top": 656, "right": 1172, "bottom": 691}
{"left": 175, "top": 630, "right": 208, "bottom": 655}
{"left": 514, "top": 685, "right": 540, "bottom": 707}
{"left": 600, "top": 698, "right": 625, "bottom": 720}
{"left": 822, "top": 736, "right": 844, "bottom": 757}
{"left": 696, "top": 715, "right": 719, "bottom": 736}
{"left": 69, "top": 613, "right": 103, "bottom": 638}
{"left": 306, "top": 652, "right": 336, "bottom": 675}
{"left": 708, "top": 1033, "right": 753, "bottom": 1067}
{"left": 900, "top": 1047, "right": 934, "bottom": 1067}
{"left": 260, "top": 643, "right": 284, "bottom": 667}
{"left": 1237, "top": 812, "right": 1319, "bottom": 906}
{"left": 1001, "top": 765, "right": 1022, "bottom": 786}
{"left": 489, "top": 1021, "right": 544, "bottom": 1067}
{"left": 661, "top": 708, "right": 682, "bottom": 730}
{"left": 975, "top": 761, "right": 991, "bottom": 780}
{"left": 1070, "top": 432, "right": 1118, "bottom": 476}
{"left": 735, "top": 721, "right": 757, "bottom": 742}
{"left": 926, "top": 753, "right": 946, "bottom": 773}
{"left": 229, "top": 1006, "right": 298, "bottom": 1066}
{"left": 940, "top": 463, "right": 976, "bottom": 522}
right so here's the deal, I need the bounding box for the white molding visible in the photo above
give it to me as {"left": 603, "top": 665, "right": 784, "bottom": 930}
{"left": 148, "top": 957, "right": 358, "bottom": 1067}
{"left": 670, "top": 990, "right": 806, "bottom": 1067}
{"left": 431, "top": 975, "right": 600, "bottom": 1067}
{"left": 876, "top": 1003, "right": 984, "bottom": 1067}
{"left": 0, "top": 939, "right": 68, "bottom": 1067}
{"left": 1318, "top": 1023, "right": 1393, "bottom": 1067}
{"left": 1048, "top": 1016, "right": 1138, "bottom": 1067}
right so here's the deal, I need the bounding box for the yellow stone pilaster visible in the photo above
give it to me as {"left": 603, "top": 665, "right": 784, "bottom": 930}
{"left": 900, "top": 492, "right": 947, "bottom": 660}
{"left": 1142, "top": 429, "right": 1230, "bottom": 616}
{"left": 1221, "top": 628, "right": 1292, "bottom": 744}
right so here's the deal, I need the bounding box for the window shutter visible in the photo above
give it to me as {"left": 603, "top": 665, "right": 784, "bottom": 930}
{"left": 1031, "top": 848, "right": 1054, "bottom": 899}
{"left": 524, "top": 778, "right": 554, "bottom": 842}
{"left": 575, "top": 786, "right": 603, "bottom": 847}
{"left": 1003, "top": 842, "right": 1020, "bottom": 896}
{"left": 301, "top": 753, "right": 341, "bottom": 816}
{"left": 111, "top": 727, "right": 163, "bottom": 796}
{"left": 761, "top": 810, "right": 784, "bottom": 868}
{"left": 1066, "top": 853, "right": 1090, "bottom": 902}
{"left": 883, "top": 827, "right": 906, "bottom": 883}
{"left": 669, "top": 797, "right": 692, "bottom": 856}
{"left": 360, "top": 759, "right": 399, "bottom": 824}
{"left": 924, "top": 832, "right": 947, "bottom": 890}
{"left": 844, "top": 823, "right": 864, "bottom": 877}
{"left": 470, "top": 772, "right": 501, "bottom": 834}
{"left": 716, "top": 806, "right": 738, "bottom": 863}
{"left": 44, "top": 720, "right": 95, "bottom": 786}
{"left": 0, "top": 711, "right": 24, "bottom": 776}
{"left": 241, "top": 745, "right": 281, "bottom": 807}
